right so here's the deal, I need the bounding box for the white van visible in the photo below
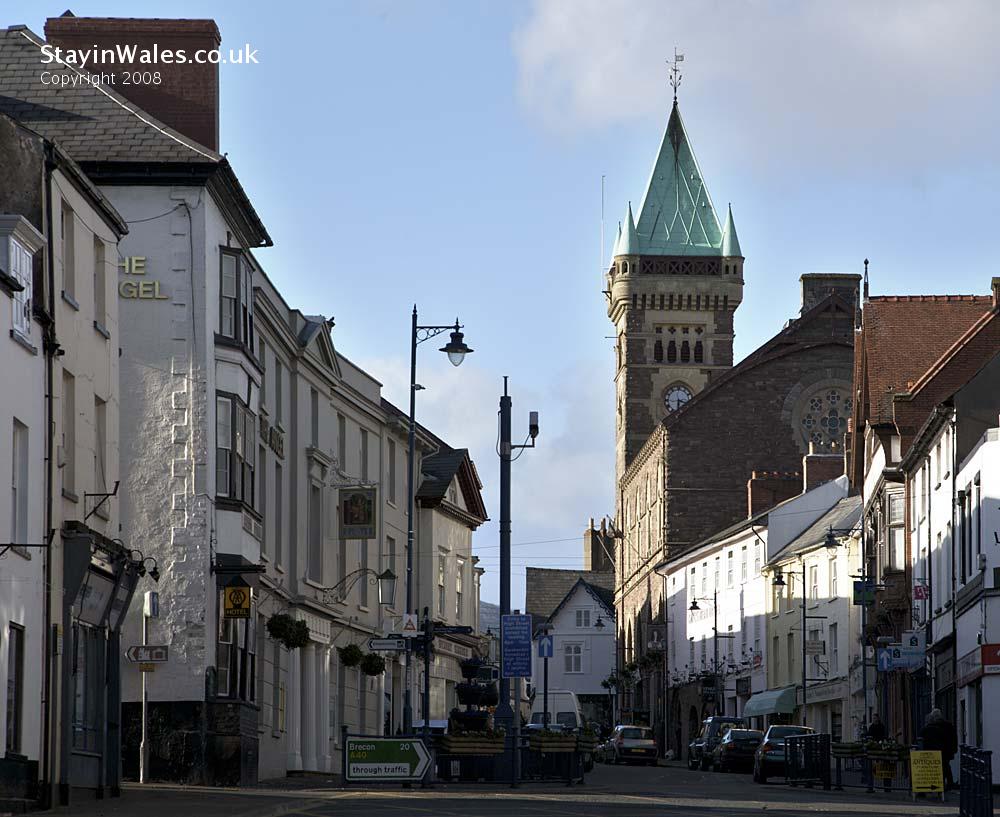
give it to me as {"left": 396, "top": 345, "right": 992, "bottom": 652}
{"left": 528, "top": 690, "right": 583, "bottom": 731}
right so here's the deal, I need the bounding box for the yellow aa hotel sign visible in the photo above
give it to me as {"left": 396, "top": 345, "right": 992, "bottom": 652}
{"left": 909, "top": 750, "right": 944, "bottom": 795}
{"left": 224, "top": 584, "right": 251, "bottom": 619}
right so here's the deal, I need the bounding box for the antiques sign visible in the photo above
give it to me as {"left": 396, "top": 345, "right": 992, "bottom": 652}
{"left": 339, "top": 487, "right": 376, "bottom": 539}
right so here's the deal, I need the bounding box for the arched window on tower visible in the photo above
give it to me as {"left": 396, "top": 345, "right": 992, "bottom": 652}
{"left": 667, "top": 341, "right": 677, "bottom": 363}
{"left": 694, "top": 340, "right": 704, "bottom": 363}
{"left": 680, "top": 341, "right": 690, "bottom": 362}
{"left": 653, "top": 339, "right": 663, "bottom": 362}
{"left": 622, "top": 261, "right": 629, "bottom": 274}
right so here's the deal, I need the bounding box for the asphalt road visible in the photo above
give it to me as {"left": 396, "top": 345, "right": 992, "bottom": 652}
{"left": 53, "top": 763, "right": 966, "bottom": 817}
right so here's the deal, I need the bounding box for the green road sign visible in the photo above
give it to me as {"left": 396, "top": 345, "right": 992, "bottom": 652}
{"left": 345, "top": 736, "right": 431, "bottom": 781}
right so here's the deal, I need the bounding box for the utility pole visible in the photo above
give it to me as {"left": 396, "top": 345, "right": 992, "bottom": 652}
{"left": 495, "top": 378, "right": 513, "bottom": 731}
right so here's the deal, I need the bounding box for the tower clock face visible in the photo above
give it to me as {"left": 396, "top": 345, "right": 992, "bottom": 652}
{"left": 664, "top": 385, "right": 693, "bottom": 413}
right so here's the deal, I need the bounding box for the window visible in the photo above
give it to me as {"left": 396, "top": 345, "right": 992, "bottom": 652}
{"left": 829, "top": 623, "right": 839, "bottom": 673}
{"left": 701, "top": 562, "right": 707, "bottom": 594}
{"left": 274, "top": 463, "right": 283, "bottom": 565}
{"left": 829, "top": 558, "right": 838, "bottom": 598}
{"left": 693, "top": 340, "right": 704, "bottom": 363}
{"left": 456, "top": 558, "right": 464, "bottom": 621}
{"left": 386, "top": 537, "right": 396, "bottom": 603}
{"left": 10, "top": 236, "right": 33, "bottom": 337}
{"left": 772, "top": 635, "right": 780, "bottom": 679}
{"left": 786, "top": 633, "right": 795, "bottom": 683}
{"left": 216, "top": 595, "right": 257, "bottom": 701}
{"left": 93, "top": 397, "right": 107, "bottom": 495}
{"left": 359, "top": 539, "right": 369, "bottom": 606}
{"left": 258, "top": 445, "right": 267, "bottom": 553}
{"left": 337, "top": 414, "right": 346, "bottom": 468}
{"left": 667, "top": 340, "right": 677, "bottom": 363}
{"left": 259, "top": 338, "right": 266, "bottom": 406}
{"left": 62, "top": 371, "right": 75, "bottom": 496}
{"left": 71, "top": 624, "right": 99, "bottom": 751}
{"left": 5, "top": 624, "right": 24, "bottom": 753}
{"left": 727, "top": 551, "right": 734, "bottom": 587}
{"left": 564, "top": 643, "right": 582, "bottom": 674}
{"left": 935, "top": 442, "right": 942, "bottom": 483}
{"left": 438, "top": 553, "right": 447, "bottom": 615}
{"left": 308, "top": 483, "right": 322, "bottom": 581}
{"left": 93, "top": 236, "right": 106, "bottom": 329}
{"left": 274, "top": 359, "right": 283, "bottom": 425}
{"left": 61, "top": 202, "right": 75, "bottom": 300}
{"left": 809, "top": 565, "right": 818, "bottom": 600}
{"left": 216, "top": 394, "right": 256, "bottom": 507}
{"left": 887, "top": 493, "right": 904, "bottom": 570}
{"left": 10, "top": 420, "right": 28, "bottom": 547}
{"left": 714, "top": 557, "right": 720, "bottom": 590}
{"left": 755, "top": 545, "right": 761, "bottom": 575}
{"left": 680, "top": 340, "right": 690, "bottom": 362}
{"left": 310, "top": 389, "right": 319, "bottom": 447}
{"left": 653, "top": 339, "right": 663, "bottom": 362}
{"left": 575, "top": 609, "right": 591, "bottom": 628}
{"left": 388, "top": 439, "right": 397, "bottom": 504}
{"left": 219, "top": 250, "right": 254, "bottom": 347}
{"left": 741, "top": 546, "right": 747, "bottom": 582}
{"left": 360, "top": 429, "right": 369, "bottom": 482}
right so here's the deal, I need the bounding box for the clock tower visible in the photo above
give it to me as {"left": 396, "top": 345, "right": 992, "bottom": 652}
{"left": 606, "top": 98, "right": 744, "bottom": 481}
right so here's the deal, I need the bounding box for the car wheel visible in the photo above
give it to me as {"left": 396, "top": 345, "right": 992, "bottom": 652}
{"left": 700, "top": 755, "right": 710, "bottom": 771}
{"left": 688, "top": 753, "right": 698, "bottom": 770}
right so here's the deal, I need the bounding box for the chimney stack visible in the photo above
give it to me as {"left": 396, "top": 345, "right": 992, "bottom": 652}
{"left": 45, "top": 15, "right": 222, "bottom": 151}
{"left": 992, "top": 276, "right": 1000, "bottom": 309}
{"left": 799, "top": 273, "right": 862, "bottom": 315}
{"left": 802, "top": 442, "right": 844, "bottom": 492}
{"left": 747, "top": 471, "right": 801, "bottom": 518}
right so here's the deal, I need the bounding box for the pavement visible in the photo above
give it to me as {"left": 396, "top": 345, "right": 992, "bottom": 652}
{"left": 36, "top": 762, "right": 976, "bottom": 817}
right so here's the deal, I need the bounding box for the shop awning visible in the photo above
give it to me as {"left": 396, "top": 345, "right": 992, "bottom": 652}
{"left": 743, "top": 687, "right": 797, "bottom": 718}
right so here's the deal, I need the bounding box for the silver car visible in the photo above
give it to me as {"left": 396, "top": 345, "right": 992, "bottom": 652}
{"left": 608, "top": 725, "right": 657, "bottom": 766}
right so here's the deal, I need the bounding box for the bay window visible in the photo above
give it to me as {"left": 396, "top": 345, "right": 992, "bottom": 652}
{"left": 216, "top": 393, "right": 256, "bottom": 507}
{"left": 219, "top": 249, "right": 254, "bottom": 348}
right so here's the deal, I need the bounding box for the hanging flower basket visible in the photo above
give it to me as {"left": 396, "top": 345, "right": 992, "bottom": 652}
{"left": 265, "top": 614, "right": 310, "bottom": 650}
{"left": 337, "top": 643, "right": 363, "bottom": 667}
{"left": 360, "top": 652, "right": 386, "bottom": 676}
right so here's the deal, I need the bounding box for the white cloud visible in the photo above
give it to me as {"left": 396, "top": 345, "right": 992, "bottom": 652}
{"left": 513, "top": 0, "right": 1000, "bottom": 173}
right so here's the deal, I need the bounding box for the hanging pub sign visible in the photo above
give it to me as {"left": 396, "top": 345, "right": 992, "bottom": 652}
{"left": 339, "top": 487, "right": 377, "bottom": 539}
{"left": 223, "top": 577, "right": 251, "bottom": 619}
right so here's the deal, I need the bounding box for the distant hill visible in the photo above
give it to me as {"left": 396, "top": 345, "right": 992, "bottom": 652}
{"left": 479, "top": 600, "right": 501, "bottom": 633}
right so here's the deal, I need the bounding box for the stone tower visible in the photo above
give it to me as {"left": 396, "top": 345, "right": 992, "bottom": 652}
{"left": 607, "top": 99, "right": 744, "bottom": 480}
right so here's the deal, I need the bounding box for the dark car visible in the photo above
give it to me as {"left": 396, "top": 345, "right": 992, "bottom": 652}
{"left": 688, "top": 716, "right": 747, "bottom": 770}
{"left": 710, "top": 728, "right": 763, "bottom": 772}
{"left": 609, "top": 725, "right": 657, "bottom": 766}
{"left": 752, "top": 725, "right": 814, "bottom": 783}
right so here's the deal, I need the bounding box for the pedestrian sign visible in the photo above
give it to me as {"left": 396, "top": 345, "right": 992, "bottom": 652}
{"left": 910, "top": 750, "right": 944, "bottom": 795}
{"left": 344, "top": 736, "right": 430, "bottom": 781}
{"left": 501, "top": 614, "right": 532, "bottom": 678}
{"left": 538, "top": 634, "right": 554, "bottom": 659}
{"left": 223, "top": 579, "right": 251, "bottom": 619}
{"left": 401, "top": 613, "right": 419, "bottom": 637}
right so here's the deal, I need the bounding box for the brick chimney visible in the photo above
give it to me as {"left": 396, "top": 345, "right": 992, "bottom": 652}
{"left": 45, "top": 14, "right": 221, "bottom": 151}
{"left": 992, "top": 276, "right": 1000, "bottom": 309}
{"left": 799, "top": 273, "right": 861, "bottom": 315}
{"left": 747, "top": 471, "right": 801, "bottom": 518}
{"left": 802, "top": 442, "right": 844, "bottom": 492}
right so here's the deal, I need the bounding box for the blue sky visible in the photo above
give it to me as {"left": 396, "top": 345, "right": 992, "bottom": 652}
{"left": 9, "top": 0, "right": 1000, "bottom": 607}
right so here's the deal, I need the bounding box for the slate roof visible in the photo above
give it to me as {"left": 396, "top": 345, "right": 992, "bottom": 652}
{"left": 769, "top": 495, "right": 861, "bottom": 563}
{"left": 524, "top": 568, "right": 615, "bottom": 628}
{"left": 416, "top": 445, "right": 488, "bottom": 524}
{"left": 545, "top": 578, "right": 615, "bottom": 629}
{"left": 627, "top": 100, "right": 725, "bottom": 257}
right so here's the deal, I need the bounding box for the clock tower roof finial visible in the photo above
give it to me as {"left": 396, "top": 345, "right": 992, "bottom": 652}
{"left": 669, "top": 47, "right": 684, "bottom": 103}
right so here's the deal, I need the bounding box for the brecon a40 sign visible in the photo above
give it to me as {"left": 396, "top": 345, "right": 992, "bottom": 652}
{"left": 344, "top": 736, "right": 430, "bottom": 782}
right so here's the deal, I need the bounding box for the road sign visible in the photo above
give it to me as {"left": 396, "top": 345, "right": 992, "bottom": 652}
{"left": 538, "top": 634, "right": 554, "bottom": 659}
{"left": 853, "top": 579, "right": 876, "bottom": 606}
{"left": 436, "top": 625, "right": 474, "bottom": 636}
{"left": 138, "top": 663, "right": 155, "bottom": 673}
{"left": 344, "top": 736, "right": 430, "bottom": 781}
{"left": 401, "top": 613, "right": 419, "bottom": 637}
{"left": 878, "top": 644, "right": 921, "bottom": 671}
{"left": 126, "top": 645, "right": 168, "bottom": 663}
{"left": 877, "top": 648, "right": 894, "bottom": 672}
{"left": 501, "top": 614, "right": 532, "bottom": 678}
{"left": 368, "top": 638, "right": 406, "bottom": 652}
{"left": 223, "top": 580, "right": 251, "bottom": 619}
{"left": 913, "top": 583, "right": 930, "bottom": 600}
{"left": 805, "top": 639, "right": 825, "bottom": 656}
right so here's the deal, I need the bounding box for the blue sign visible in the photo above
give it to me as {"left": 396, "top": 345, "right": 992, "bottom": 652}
{"left": 501, "top": 614, "right": 532, "bottom": 679}
{"left": 538, "top": 634, "right": 554, "bottom": 659}
{"left": 878, "top": 645, "right": 922, "bottom": 671}
{"left": 877, "top": 648, "right": 894, "bottom": 672}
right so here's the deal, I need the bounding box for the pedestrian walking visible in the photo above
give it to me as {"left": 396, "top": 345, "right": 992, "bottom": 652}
{"left": 919, "top": 708, "right": 958, "bottom": 789}
{"left": 865, "top": 714, "right": 887, "bottom": 742}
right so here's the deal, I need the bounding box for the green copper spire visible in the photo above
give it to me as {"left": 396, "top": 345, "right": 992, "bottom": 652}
{"left": 616, "top": 202, "right": 640, "bottom": 256}
{"left": 721, "top": 203, "right": 742, "bottom": 257}
{"left": 633, "top": 101, "right": 724, "bottom": 256}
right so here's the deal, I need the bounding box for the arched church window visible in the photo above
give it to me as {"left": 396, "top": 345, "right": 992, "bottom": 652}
{"left": 667, "top": 341, "right": 677, "bottom": 363}
{"left": 680, "top": 341, "right": 690, "bottom": 362}
{"left": 654, "top": 340, "right": 663, "bottom": 362}
{"left": 694, "top": 340, "right": 703, "bottom": 363}
{"left": 622, "top": 261, "right": 629, "bottom": 274}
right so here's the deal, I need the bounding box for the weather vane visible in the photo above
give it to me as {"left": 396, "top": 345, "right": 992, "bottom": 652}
{"left": 668, "top": 47, "right": 684, "bottom": 102}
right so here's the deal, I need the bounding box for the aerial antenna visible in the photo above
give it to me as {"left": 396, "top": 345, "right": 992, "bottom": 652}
{"left": 668, "top": 47, "right": 684, "bottom": 102}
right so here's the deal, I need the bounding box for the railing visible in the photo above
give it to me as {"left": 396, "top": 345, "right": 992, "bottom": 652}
{"left": 785, "top": 734, "right": 831, "bottom": 790}
{"left": 960, "top": 745, "right": 993, "bottom": 817}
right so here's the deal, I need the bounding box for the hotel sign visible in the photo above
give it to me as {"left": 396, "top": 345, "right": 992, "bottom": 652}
{"left": 118, "top": 256, "right": 168, "bottom": 300}
{"left": 339, "top": 487, "right": 376, "bottom": 539}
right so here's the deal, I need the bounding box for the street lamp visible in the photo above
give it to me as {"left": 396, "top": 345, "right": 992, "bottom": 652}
{"left": 595, "top": 616, "right": 606, "bottom": 630}
{"left": 316, "top": 567, "right": 397, "bottom": 607}
{"left": 404, "top": 307, "right": 473, "bottom": 735}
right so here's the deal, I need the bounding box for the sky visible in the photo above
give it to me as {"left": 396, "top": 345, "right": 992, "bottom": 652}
{"left": 8, "top": 0, "right": 1000, "bottom": 608}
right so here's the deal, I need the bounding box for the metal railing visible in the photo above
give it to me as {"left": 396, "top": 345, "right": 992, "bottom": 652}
{"left": 785, "top": 734, "right": 831, "bottom": 790}
{"left": 960, "top": 745, "right": 993, "bottom": 817}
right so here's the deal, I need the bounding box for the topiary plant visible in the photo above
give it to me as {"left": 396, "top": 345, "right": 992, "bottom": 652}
{"left": 337, "top": 643, "right": 363, "bottom": 667}
{"left": 360, "top": 652, "right": 386, "bottom": 676}
{"left": 266, "top": 614, "right": 310, "bottom": 650}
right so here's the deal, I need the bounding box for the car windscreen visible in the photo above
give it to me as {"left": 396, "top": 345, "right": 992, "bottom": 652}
{"left": 768, "top": 727, "right": 811, "bottom": 739}
{"left": 727, "top": 730, "right": 763, "bottom": 740}
{"left": 556, "top": 712, "right": 577, "bottom": 728}
{"left": 621, "top": 728, "right": 651, "bottom": 739}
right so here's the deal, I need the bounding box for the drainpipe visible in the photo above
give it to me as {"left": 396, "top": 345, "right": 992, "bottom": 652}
{"left": 39, "top": 146, "right": 57, "bottom": 811}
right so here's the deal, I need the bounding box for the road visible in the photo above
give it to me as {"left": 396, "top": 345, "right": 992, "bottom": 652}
{"left": 54, "top": 763, "right": 965, "bottom": 817}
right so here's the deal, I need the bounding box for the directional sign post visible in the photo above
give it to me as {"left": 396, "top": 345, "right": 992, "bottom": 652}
{"left": 126, "top": 645, "right": 168, "bottom": 663}
{"left": 368, "top": 638, "right": 406, "bottom": 652}
{"left": 344, "top": 736, "right": 430, "bottom": 782}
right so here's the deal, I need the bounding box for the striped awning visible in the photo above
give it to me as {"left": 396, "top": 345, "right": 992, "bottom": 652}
{"left": 743, "top": 687, "right": 797, "bottom": 718}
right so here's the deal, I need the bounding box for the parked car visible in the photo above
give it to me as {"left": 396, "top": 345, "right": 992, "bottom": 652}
{"left": 752, "top": 724, "right": 814, "bottom": 783}
{"left": 607, "top": 725, "right": 657, "bottom": 766}
{"left": 688, "top": 716, "right": 746, "bottom": 770}
{"left": 710, "top": 728, "right": 764, "bottom": 772}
